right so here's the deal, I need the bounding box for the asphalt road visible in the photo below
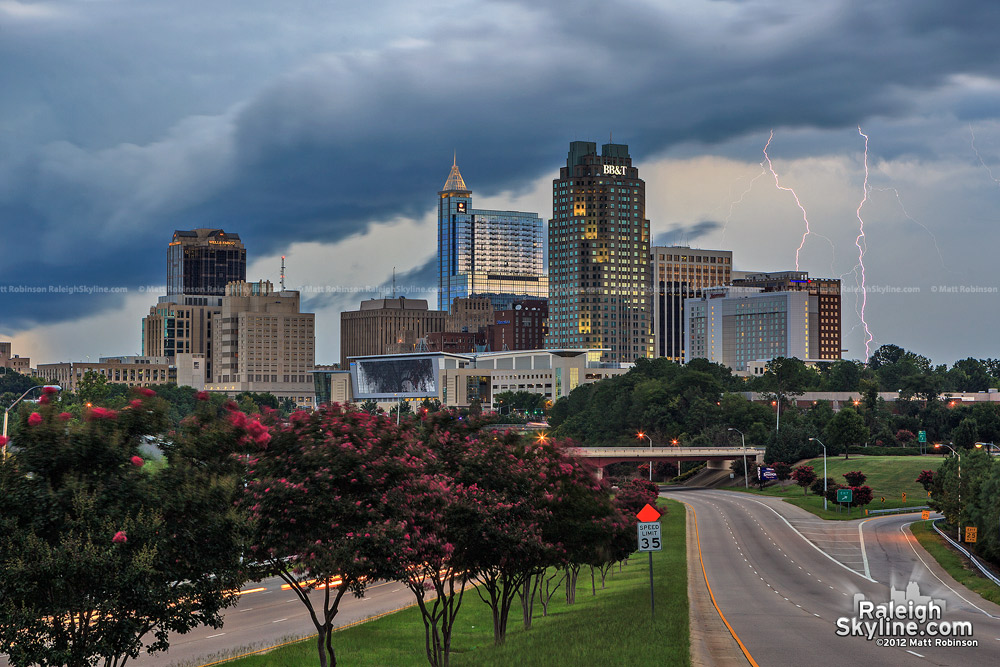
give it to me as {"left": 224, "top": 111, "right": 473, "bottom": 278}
{"left": 0, "top": 576, "right": 418, "bottom": 667}
{"left": 667, "top": 488, "right": 1000, "bottom": 667}
{"left": 134, "top": 576, "right": 418, "bottom": 666}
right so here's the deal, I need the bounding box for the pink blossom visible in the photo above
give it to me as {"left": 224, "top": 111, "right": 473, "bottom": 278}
{"left": 0, "top": 435, "right": 7, "bottom": 446}
{"left": 195, "top": 391, "right": 210, "bottom": 401}
{"left": 112, "top": 531, "right": 128, "bottom": 544}
{"left": 58, "top": 412, "right": 72, "bottom": 421}
{"left": 130, "top": 399, "right": 143, "bottom": 409}
{"left": 39, "top": 395, "right": 50, "bottom": 405}
{"left": 86, "top": 407, "right": 118, "bottom": 421}
{"left": 137, "top": 388, "right": 155, "bottom": 397}
{"left": 28, "top": 412, "right": 42, "bottom": 426}
{"left": 131, "top": 456, "right": 144, "bottom": 467}
{"left": 42, "top": 386, "right": 58, "bottom": 395}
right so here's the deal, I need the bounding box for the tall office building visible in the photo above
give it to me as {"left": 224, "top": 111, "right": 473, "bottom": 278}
{"left": 143, "top": 229, "right": 245, "bottom": 382}
{"left": 732, "top": 271, "right": 841, "bottom": 360}
{"left": 652, "top": 246, "right": 732, "bottom": 361}
{"left": 437, "top": 159, "right": 547, "bottom": 312}
{"left": 206, "top": 280, "right": 315, "bottom": 407}
{"left": 167, "top": 229, "right": 246, "bottom": 297}
{"left": 547, "top": 141, "right": 651, "bottom": 363}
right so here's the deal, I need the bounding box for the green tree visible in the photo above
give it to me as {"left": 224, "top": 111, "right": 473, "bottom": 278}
{"left": 0, "top": 388, "right": 251, "bottom": 667}
{"left": 824, "top": 407, "right": 869, "bottom": 459}
{"left": 77, "top": 370, "right": 110, "bottom": 405}
{"left": 951, "top": 417, "right": 980, "bottom": 450}
{"left": 757, "top": 357, "right": 816, "bottom": 431}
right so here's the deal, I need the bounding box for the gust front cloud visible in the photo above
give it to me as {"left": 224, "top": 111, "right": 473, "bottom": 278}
{"left": 3, "top": 0, "right": 1000, "bottom": 332}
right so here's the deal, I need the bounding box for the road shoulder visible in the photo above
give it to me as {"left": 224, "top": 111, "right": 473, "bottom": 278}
{"left": 684, "top": 504, "right": 752, "bottom": 667}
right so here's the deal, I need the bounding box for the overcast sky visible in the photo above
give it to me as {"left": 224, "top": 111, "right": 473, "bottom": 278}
{"left": 4, "top": 0, "right": 1000, "bottom": 367}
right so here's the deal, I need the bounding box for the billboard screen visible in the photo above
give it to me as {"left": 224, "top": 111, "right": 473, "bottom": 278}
{"left": 352, "top": 357, "right": 439, "bottom": 399}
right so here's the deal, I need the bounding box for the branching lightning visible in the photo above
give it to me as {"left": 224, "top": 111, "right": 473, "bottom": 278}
{"left": 720, "top": 164, "right": 767, "bottom": 244}
{"left": 855, "top": 126, "right": 874, "bottom": 360}
{"left": 762, "top": 130, "right": 835, "bottom": 270}
{"left": 870, "top": 186, "right": 949, "bottom": 270}
{"left": 969, "top": 123, "right": 1000, "bottom": 188}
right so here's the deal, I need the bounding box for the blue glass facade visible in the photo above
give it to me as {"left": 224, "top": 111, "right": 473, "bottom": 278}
{"left": 437, "top": 162, "right": 546, "bottom": 312}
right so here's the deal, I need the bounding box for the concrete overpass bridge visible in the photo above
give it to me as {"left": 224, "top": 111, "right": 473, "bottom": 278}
{"left": 568, "top": 446, "right": 765, "bottom": 479}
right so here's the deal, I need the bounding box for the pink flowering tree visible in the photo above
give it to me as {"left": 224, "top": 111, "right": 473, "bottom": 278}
{"left": 0, "top": 388, "right": 253, "bottom": 667}
{"left": 242, "top": 403, "right": 422, "bottom": 667}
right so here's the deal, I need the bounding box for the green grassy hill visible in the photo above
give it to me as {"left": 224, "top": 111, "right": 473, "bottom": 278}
{"left": 731, "top": 455, "right": 944, "bottom": 519}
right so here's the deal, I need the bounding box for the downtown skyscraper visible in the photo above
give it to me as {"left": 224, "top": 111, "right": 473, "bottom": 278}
{"left": 437, "top": 158, "right": 547, "bottom": 312}
{"left": 547, "top": 141, "right": 651, "bottom": 363}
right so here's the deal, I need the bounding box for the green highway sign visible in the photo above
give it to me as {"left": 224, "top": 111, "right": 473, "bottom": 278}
{"left": 837, "top": 488, "right": 853, "bottom": 503}
{"left": 918, "top": 430, "right": 927, "bottom": 443}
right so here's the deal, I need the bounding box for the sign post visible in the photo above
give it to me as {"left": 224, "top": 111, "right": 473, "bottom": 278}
{"left": 837, "top": 488, "right": 854, "bottom": 517}
{"left": 636, "top": 504, "right": 662, "bottom": 620}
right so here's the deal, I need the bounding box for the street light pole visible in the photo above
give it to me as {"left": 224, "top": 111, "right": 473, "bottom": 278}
{"left": 975, "top": 441, "right": 1000, "bottom": 454}
{"left": 935, "top": 443, "right": 961, "bottom": 541}
{"left": 637, "top": 432, "right": 653, "bottom": 482}
{"left": 809, "top": 437, "right": 828, "bottom": 511}
{"left": 3, "top": 385, "right": 62, "bottom": 462}
{"left": 728, "top": 427, "right": 748, "bottom": 489}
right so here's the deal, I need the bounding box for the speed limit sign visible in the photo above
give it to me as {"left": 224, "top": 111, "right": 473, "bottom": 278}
{"left": 637, "top": 522, "right": 662, "bottom": 552}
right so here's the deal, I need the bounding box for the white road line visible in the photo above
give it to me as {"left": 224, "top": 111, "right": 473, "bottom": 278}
{"left": 858, "top": 518, "right": 873, "bottom": 580}
{"left": 906, "top": 650, "right": 925, "bottom": 658}
{"left": 739, "top": 497, "right": 876, "bottom": 582}
{"left": 273, "top": 618, "right": 287, "bottom": 623}
{"left": 206, "top": 632, "right": 225, "bottom": 638}
{"left": 898, "top": 521, "right": 997, "bottom": 619}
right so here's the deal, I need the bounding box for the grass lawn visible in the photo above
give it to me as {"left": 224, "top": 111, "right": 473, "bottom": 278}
{"left": 910, "top": 520, "right": 1000, "bottom": 607}
{"left": 219, "top": 498, "right": 689, "bottom": 666}
{"left": 727, "top": 455, "right": 944, "bottom": 520}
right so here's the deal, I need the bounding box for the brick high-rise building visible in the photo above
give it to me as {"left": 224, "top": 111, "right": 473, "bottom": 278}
{"left": 340, "top": 298, "right": 447, "bottom": 363}
{"left": 547, "top": 141, "right": 651, "bottom": 362}
{"left": 732, "top": 271, "right": 842, "bottom": 361}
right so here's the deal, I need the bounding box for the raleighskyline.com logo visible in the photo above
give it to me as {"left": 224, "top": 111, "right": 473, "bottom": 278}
{"left": 835, "top": 582, "right": 977, "bottom": 648}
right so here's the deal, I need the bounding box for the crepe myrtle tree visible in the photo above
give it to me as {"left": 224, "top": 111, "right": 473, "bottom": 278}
{"left": 791, "top": 465, "right": 817, "bottom": 495}
{"left": 242, "top": 403, "right": 424, "bottom": 667}
{"left": 0, "top": 388, "right": 253, "bottom": 667}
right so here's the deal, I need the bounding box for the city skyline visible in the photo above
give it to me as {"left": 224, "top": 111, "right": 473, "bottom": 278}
{"left": 4, "top": 2, "right": 1000, "bottom": 366}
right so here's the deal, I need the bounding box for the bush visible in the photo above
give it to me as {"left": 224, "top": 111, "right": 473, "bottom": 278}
{"left": 811, "top": 477, "right": 837, "bottom": 497}
{"left": 843, "top": 470, "right": 867, "bottom": 487}
{"left": 851, "top": 485, "right": 874, "bottom": 506}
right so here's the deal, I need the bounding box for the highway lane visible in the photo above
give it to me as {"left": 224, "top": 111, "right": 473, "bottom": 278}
{"left": 667, "top": 488, "right": 1000, "bottom": 667}
{"left": 131, "top": 576, "right": 417, "bottom": 666}
{"left": 0, "top": 576, "right": 417, "bottom": 667}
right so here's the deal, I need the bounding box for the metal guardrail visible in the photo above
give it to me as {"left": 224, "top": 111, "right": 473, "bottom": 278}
{"left": 866, "top": 505, "right": 929, "bottom": 516}
{"left": 931, "top": 519, "right": 1000, "bottom": 588}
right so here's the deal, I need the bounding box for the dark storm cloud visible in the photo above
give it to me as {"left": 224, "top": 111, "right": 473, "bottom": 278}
{"left": 3, "top": 0, "right": 1000, "bottom": 329}
{"left": 653, "top": 221, "right": 723, "bottom": 247}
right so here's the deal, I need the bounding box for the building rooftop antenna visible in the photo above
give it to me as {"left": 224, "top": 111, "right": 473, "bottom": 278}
{"left": 280, "top": 255, "right": 286, "bottom": 291}
{"left": 392, "top": 266, "right": 396, "bottom": 298}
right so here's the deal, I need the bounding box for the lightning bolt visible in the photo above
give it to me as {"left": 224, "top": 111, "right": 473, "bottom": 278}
{"left": 720, "top": 164, "right": 767, "bottom": 244}
{"left": 870, "top": 186, "right": 949, "bottom": 270}
{"left": 855, "top": 126, "right": 874, "bottom": 360}
{"left": 969, "top": 123, "right": 1000, "bottom": 188}
{"left": 762, "top": 130, "right": 835, "bottom": 270}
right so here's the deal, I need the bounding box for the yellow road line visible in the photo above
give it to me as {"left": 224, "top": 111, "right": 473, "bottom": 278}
{"left": 685, "top": 502, "right": 760, "bottom": 667}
